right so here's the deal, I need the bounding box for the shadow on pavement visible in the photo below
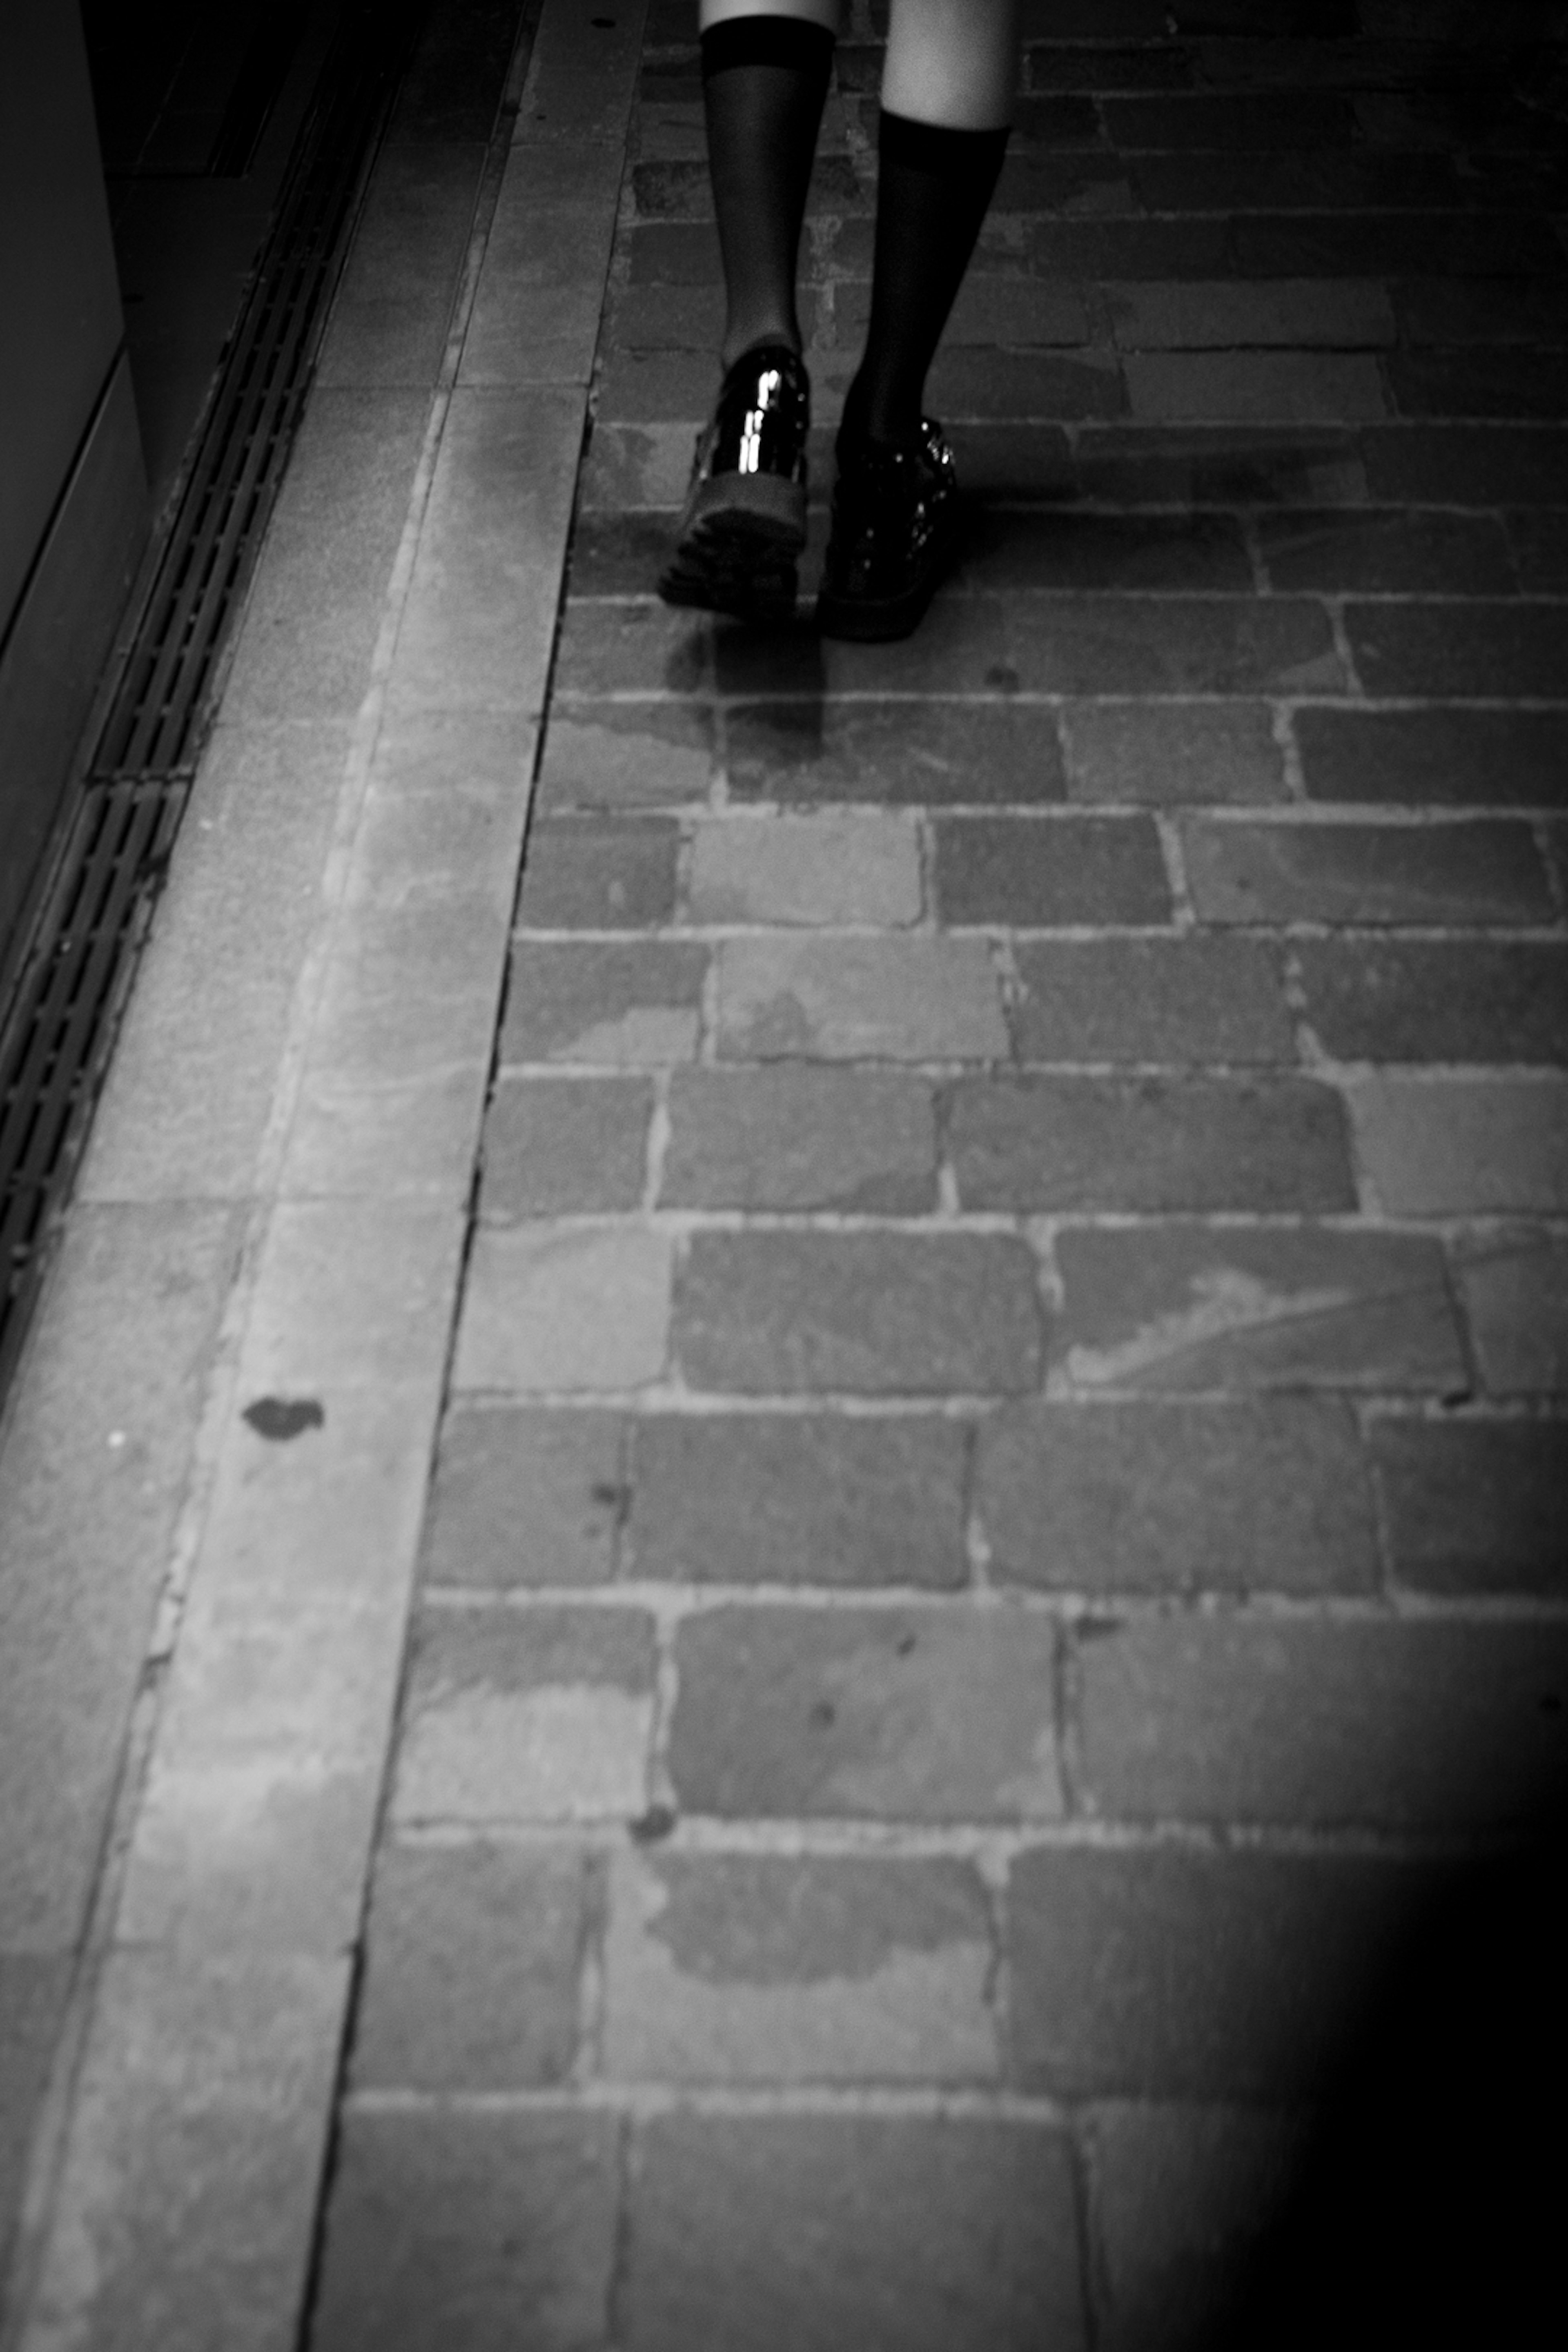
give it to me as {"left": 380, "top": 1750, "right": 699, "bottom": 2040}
{"left": 1214, "top": 1799, "right": 1567, "bottom": 2352}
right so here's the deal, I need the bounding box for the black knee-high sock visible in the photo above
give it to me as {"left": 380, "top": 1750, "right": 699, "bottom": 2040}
{"left": 701, "top": 16, "right": 836, "bottom": 367}
{"left": 844, "top": 109, "right": 1010, "bottom": 445}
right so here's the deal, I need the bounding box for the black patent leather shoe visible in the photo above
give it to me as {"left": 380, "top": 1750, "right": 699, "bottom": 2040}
{"left": 658, "top": 343, "right": 810, "bottom": 624}
{"left": 815, "top": 416, "right": 960, "bottom": 642}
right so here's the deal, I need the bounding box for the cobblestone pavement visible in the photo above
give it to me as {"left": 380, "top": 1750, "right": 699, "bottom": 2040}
{"left": 4, "top": 2, "right": 1566, "bottom": 2348}
{"left": 306, "top": 4, "right": 1568, "bottom": 2347}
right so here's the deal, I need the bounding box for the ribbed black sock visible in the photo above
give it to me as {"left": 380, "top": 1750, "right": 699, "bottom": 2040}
{"left": 843, "top": 108, "right": 1010, "bottom": 445}
{"left": 701, "top": 16, "right": 836, "bottom": 368}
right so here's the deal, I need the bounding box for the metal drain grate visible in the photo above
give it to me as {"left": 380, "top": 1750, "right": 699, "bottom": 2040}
{"left": 96, "top": 11, "right": 418, "bottom": 782}
{"left": 0, "top": 782, "right": 185, "bottom": 1324}
{"left": 0, "top": 1, "right": 424, "bottom": 1404}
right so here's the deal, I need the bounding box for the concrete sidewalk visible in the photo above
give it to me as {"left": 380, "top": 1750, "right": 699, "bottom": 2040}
{"left": 4, "top": 0, "right": 1568, "bottom": 2345}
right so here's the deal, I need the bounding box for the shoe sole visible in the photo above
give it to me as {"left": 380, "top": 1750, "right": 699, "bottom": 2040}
{"left": 815, "top": 575, "right": 935, "bottom": 641}
{"left": 659, "top": 473, "right": 807, "bottom": 624}
{"left": 815, "top": 526, "right": 960, "bottom": 643}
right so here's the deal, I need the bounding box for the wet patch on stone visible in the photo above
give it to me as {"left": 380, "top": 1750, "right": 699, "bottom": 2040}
{"left": 602, "top": 1849, "right": 998, "bottom": 2082}
{"left": 243, "top": 1396, "right": 325, "bottom": 1440}
{"left": 392, "top": 1606, "right": 657, "bottom": 1822}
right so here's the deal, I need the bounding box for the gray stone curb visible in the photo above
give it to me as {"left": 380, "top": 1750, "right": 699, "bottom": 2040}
{"left": 2, "top": 6, "right": 644, "bottom": 2345}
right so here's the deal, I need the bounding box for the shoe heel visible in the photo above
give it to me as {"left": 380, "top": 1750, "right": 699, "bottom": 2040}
{"left": 687, "top": 467, "right": 807, "bottom": 552}
{"left": 659, "top": 517, "right": 800, "bottom": 622}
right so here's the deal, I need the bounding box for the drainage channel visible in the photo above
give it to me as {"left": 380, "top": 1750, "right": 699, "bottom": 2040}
{"left": 0, "top": 0, "right": 427, "bottom": 1407}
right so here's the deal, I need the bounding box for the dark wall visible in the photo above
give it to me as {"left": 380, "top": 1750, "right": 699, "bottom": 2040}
{"left": 0, "top": 4, "right": 127, "bottom": 644}
{"left": 0, "top": 0, "right": 146, "bottom": 974}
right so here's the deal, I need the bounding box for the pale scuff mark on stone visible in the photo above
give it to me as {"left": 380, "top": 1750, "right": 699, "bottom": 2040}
{"left": 1065, "top": 1269, "right": 1350, "bottom": 1390}
{"left": 552, "top": 1009, "right": 701, "bottom": 1066}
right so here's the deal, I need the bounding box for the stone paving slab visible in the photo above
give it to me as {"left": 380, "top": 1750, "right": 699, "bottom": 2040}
{"left": 309, "top": 2106, "right": 620, "bottom": 2352}
{"left": 976, "top": 1396, "right": 1381, "bottom": 1595}
{"left": 1087, "top": 2101, "right": 1306, "bottom": 2352}
{"left": 618, "top": 2109, "right": 1087, "bottom": 2352}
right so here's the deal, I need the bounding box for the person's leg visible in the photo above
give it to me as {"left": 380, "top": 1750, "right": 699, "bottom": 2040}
{"left": 701, "top": 0, "right": 839, "bottom": 370}
{"left": 819, "top": 0, "right": 1018, "bottom": 639}
{"left": 880, "top": 0, "right": 1018, "bottom": 129}
{"left": 658, "top": 0, "right": 839, "bottom": 620}
{"left": 844, "top": 0, "right": 1018, "bottom": 446}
